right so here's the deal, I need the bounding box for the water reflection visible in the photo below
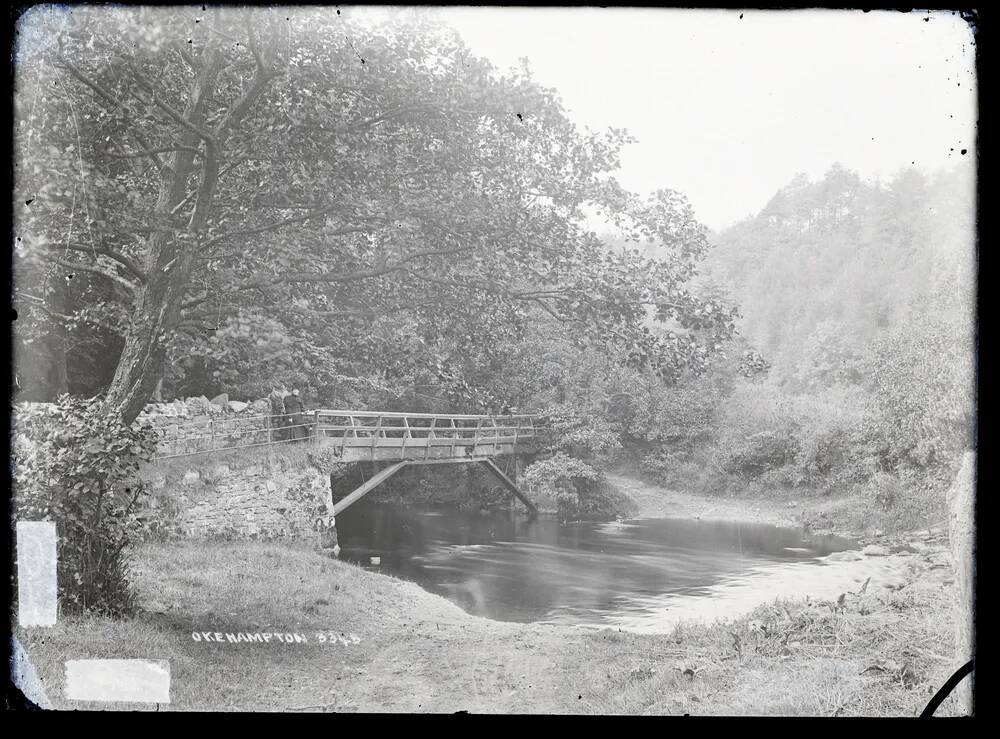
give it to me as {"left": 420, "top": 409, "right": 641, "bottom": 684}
{"left": 335, "top": 502, "right": 878, "bottom": 631}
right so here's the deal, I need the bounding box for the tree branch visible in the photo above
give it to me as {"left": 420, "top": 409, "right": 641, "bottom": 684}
{"left": 531, "top": 297, "right": 572, "bottom": 324}
{"left": 235, "top": 264, "right": 405, "bottom": 291}
{"left": 188, "top": 138, "right": 219, "bottom": 231}
{"left": 55, "top": 54, "right": 122, "bottom": 110}
{"left": 55, "top": 54, "right": 167, "bottom": 173}
{"left": 201, "top": 215, "right": 369, "bottom": 251}
{"left": 343, "top": 104, "right": 450, "bottom": 134}
{"left": 215, "top": 16, "right": 278, "bottom": 139}
{"left": 226, "top": 246, "right": 488, "bottom": 292}
{"left": 286, "top": 306, "right": 377, "bottom": 319}
{"left": 127, "top": 61, "right": 216, "bottom": 144}
{"left": 182, "top": 305, "right": 376, "bottom": 321}
{"left": 175, "top": 44, "right": 198, "bottom": 73}
{"left": 232, "top": 245, "right": 481, "bottom": 290}
{"left": 49, "top": 256, "right": 138, "bottom": 295}
{"left": 59, "top": 243, "right": 148, "bottom": 284}
{"left": 406, "top": 270, "right": 494, "bottom": 293}
{"left": 169, "top": 160, "right": 243, "bottom": 218}
{"left": 18, "top": 292, "right": 128, "bottom": 332}
{"left": 105, "top": 145, "right": 203, "bottom": 160}
{"left": 246, "top": 15, "right": 267, "bottom": 70}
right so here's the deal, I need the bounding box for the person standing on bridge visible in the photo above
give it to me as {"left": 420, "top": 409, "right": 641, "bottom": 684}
{"left": 284, "top": 388, "right": 308, "bottom": 442}
{"left": 269, "top": 385, "right": 287, "bottom": 442}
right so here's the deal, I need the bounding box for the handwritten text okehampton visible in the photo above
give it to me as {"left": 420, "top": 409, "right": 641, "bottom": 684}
{"left": 191, "top": 632, "right": 361, "bottom": 645}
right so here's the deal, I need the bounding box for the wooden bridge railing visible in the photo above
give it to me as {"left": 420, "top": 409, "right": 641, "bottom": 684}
{"left": 151, "top": 409, "right": 547, "bottom": 461}
{"left": 314, "top": 410, "right": 544, "bottom": 461}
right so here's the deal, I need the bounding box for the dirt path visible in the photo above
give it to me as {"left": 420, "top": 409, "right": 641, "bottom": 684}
{"left": 279, "top": 583, "right": 592, "bottom": 713}
{"left": 609, "top": 473, "right": 864, "bottom": 537}
{"left": 345, "top": 621, "right": 578, "bottom": 712}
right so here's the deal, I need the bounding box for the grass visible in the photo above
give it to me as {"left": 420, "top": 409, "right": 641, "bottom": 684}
{"left": 575, "top": 577, "right": 966, "bottom": 716}
{"left": 16, "top": 540, "right": 460, "bottom": 711}
{"left": 14, "top": 538, "right": 968, "bottom": 714}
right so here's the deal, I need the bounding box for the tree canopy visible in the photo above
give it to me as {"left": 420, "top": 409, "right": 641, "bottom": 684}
{"left": 705, "top": 162, "right": 975, "bottom": 393}
{"left": 13, "top": 6, "right": 735, "bottom": 420}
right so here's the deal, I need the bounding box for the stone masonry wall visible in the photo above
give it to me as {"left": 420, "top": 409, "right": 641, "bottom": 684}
{"left": 14, "top": 399, "right": 339, "bottom": 544}
{"left": 142, "top": 457, "right": 333, "bottom": 540}
{"left": 138, "top": 394, "right": 276, "bottom": 457}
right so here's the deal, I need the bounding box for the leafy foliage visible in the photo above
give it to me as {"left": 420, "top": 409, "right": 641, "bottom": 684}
{"left": 862, "top": 310, "right": 975, "bottom": 478}
{"left": 13, "top": 6, "right": 734, "bottom": 420}
{"left": 707, "top": 163, "right": 975, "bottom": 394}
{"left": 633, "top": 162, "right": 974, "bottom": 531}
{"left": 737, "top": 349, "right": 770, "bottom": 378}
{"left": 12, "top": 397, "right": 158, "bottom": 614}
{"left": 523, "top": 452, "right": 620, "bottom": 521}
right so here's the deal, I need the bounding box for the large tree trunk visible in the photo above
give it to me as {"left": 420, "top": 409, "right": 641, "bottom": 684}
{"left": 103, "top": 263, "right": 194, "bottom": 422}
{"left": 102, "top": 52, "right": 222, "bottom": 424}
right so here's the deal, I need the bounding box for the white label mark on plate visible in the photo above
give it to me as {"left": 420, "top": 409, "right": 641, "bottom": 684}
{"left": 17, "top": 521, "right": 58, "bottom": 627}
{"left": 65, "top": 660, "right": 171, "bottom": 703}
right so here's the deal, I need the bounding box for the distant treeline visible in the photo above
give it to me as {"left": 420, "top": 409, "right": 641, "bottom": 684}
{"left": 632, "top": 163, "right": 976, "bottom": 530}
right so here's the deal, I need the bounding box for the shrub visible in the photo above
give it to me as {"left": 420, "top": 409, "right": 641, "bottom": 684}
{"left": 708, "top": 382, "right": 869, "bottom": 489}
{"left": 722, "top": 430, "right": 800, "bottom": 480}
{"left": 868, "top": 472, "right": 905, "bottom": 511}
{"left": 543, "top": 410, "right": 622, "bottom": 460}
{"left": 523, "top": 453, "right": 634, "bottom": 521}
{"left": 639, "top": 447, "right": 678, "bottom": 483}
{"left": 737, "top": 349, "right": 771, "bottom": 378}
{"left": 575, "top": 477, "right": 639, "bottom": 521}
{"left": 852, "top": 471, "right": 947, "bottom": 533}
{"left": 12, "top": 396, "right": 157, "bottom": 616}
{"left": 863, "top": 310, "right": 974, "bottom": 479}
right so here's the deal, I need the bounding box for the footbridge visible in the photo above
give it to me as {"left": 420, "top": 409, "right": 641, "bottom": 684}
{"left": 151, "top": 409, "right": 549, "bottom": 516}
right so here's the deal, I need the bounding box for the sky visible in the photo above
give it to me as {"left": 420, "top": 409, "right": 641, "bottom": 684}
{"left": 430, "top": 7, "right": 977, "bottom": 232}
{"left": 15, "top": 6, "right": 977, "bottom": 232}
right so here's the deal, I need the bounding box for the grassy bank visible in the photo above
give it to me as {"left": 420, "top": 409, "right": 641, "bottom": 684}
{"left": 16, "top": 537, "right": 967, "bottom": 715}
{"left": 610, "top": 468, "right": 949, "bottom": 547}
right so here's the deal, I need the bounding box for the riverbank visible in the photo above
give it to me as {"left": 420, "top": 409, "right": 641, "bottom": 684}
{"left": 609, "top": 473, "right": 947, "bottom": 550}
{"left": 16, "top": 532, "right": 966, "bottom": 715}
{"left": 610, "top": 472, "right": 846, "bottom": 529}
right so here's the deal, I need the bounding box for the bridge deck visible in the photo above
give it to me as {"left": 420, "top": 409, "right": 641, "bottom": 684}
{"left": 315, "top": 410, "right": 542, "bottom": 462}
{"left": 150, "top": 408, "right": 546, "bottom": 521}
{"left": 153, "top": 409, "right": 547, "bottom": 462}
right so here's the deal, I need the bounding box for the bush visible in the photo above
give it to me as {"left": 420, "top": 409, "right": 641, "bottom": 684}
{"left": 639, "top": 446, "right": 687, "bottom": 482}
{"left": 707, "top": 382, "right": 870, "bottom": 489}
{"left": 869, "top": 472, "right": 905, "bottom": 511}
{"left": 543, "top": 409, "right": 622, "bottom": 460}
{"left": 723, "top": 430, "right": 800, "bottom": 480}
{"left": 523, "top": 453, "right": 634, "bottom": 522}
{"left": 12, "top": 396, "right": 157, "bottom": 615}
{"left": 575, "top": 478, "right": 639, "bottom": 521}
{"left": 852, "top": 471, "right": 947, "bottom": 533}
{"left": 863, "top": 309, "right": 974, "bottom": 479}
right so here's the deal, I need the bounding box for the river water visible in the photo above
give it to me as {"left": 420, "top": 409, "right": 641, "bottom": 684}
{"left": 336, "top": 500, "right": 912, "bottom": 633}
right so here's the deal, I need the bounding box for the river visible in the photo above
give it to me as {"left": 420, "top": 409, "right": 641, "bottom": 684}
{"left": 335, "top": 494, "right": 916, "bottom": 633}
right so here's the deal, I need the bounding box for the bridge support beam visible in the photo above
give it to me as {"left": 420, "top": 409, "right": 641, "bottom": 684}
{"left": 331, "top": 461, "right": 410, "bottom": 517}
{"left": 480, "top": 458, "right": 537, "bottom": 515}
{"left": 327, "top": 456, "right": 538, "bottom": 520}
